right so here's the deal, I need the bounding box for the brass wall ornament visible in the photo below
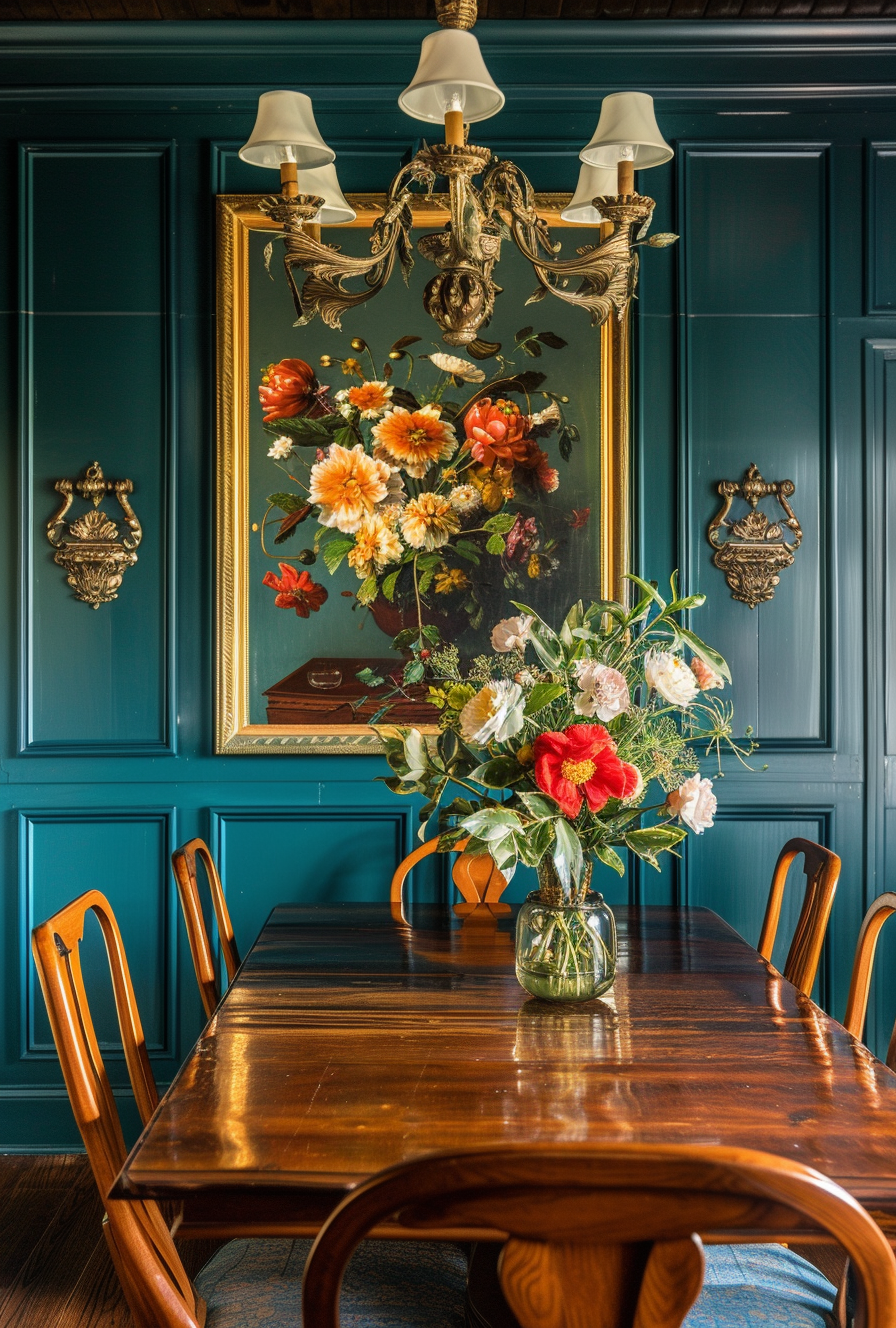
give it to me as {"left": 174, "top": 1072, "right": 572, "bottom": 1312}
{"left": 707, "top": 463, "right": 802, "bottom": 609}
{"left": 47, "top": 462, "right": 141, "bottom": 608}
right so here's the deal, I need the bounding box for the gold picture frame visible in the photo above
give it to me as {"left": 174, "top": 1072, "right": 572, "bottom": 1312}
{"left": 215, "top": 193, "right": 631, "bottom": 755}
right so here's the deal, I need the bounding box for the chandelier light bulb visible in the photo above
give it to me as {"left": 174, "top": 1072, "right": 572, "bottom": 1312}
{"left": 579, "top": 92, "right": 673, "bottom": 171}
{"left": 398, "top": 28, "right": 505, "bottom": 125}
{"left": 239, "top": 91, "right": 336, "bottom": 170}
{"left": 561, "top": 162, "right": 619, "bottom": 225}
{"left": 295, "top": 163, "right": 356, "bottom": 226}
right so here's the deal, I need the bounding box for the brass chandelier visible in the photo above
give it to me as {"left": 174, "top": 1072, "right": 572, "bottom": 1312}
{"left": 239, "top": 0, "right": 676, "bottom": 347}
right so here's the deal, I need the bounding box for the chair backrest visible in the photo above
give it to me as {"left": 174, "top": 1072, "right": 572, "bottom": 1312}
{"left": 843, "top": 891, "right": 896, "bottom": 1069}
{"left": 303, "top": 1143, "right": 896, "bottom": 1328}
{"left": 390, "top": 836, "right": 508, "bottom": 924}
{"left": 171, "top": 837, "right": 240, "bottom": 1019}
{"left": 757, "top": 837, "right": 841, "bottom": 996}
{"left": 31, "top": 890, "right": 204, "bottom": 1328}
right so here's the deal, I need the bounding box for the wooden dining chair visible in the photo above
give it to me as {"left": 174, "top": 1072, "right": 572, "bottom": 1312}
{"left": 172, "top": 837, "right": 240, "bottom": 1019}
{"left": 303, "top": 1142, "right": 896, "bottom": 1328}
{"left": 757, "top": 837, "right": 841, "bottom": 996}
{"left": 390, "top": 835, "right": 509, "bottom": 924}
{"left": 843, "top": 890, "right": 896, "bottom": 1068}
{"left": 32, "top": 889, "right": 468, "bottom": 1328}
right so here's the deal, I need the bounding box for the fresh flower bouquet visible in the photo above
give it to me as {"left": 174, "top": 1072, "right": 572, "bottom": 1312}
{"left": 256, "top": 330, "right": 585, "bottom": 643}
{"left": 380, "top": 577, "right": 753, "bottom": 1001}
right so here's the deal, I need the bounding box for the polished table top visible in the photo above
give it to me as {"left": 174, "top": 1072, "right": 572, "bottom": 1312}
{"left": 113, "top": 903, "right": 896, "bottom": 1235}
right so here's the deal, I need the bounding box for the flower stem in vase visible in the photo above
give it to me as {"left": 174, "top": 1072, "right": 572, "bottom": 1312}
{"left": 515, "top": 859, "right": 617, "bottom": 1003}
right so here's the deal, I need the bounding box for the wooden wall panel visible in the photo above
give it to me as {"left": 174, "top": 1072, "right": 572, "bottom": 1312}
{"left": 19, "top": 808, "right": 175, "bottom": 1061}
{"left": 19, "top": 144, "right": 175, "bottom": 756}
{"left": 678, "top": 144, "right": 829, "bottom": 748}
{"left": 210, "top": 807, "right": 413, "bottom": 954}
{"left": 867, "top": 145, "right": 896, "bottom": 315}
{"left": 685, "top": 809, "right": 833, "bottom": 1003}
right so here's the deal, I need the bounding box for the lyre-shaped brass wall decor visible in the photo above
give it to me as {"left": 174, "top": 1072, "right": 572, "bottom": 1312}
{"left": 707, "top": 463, "right": 802, "bottom": 610}
{"left": 47, "top": 462, "right": 141, "bottom": 608}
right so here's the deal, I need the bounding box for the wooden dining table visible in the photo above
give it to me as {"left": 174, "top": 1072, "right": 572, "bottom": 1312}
{"left": 112, "top": 901, "right": 896, "bottom": 1243}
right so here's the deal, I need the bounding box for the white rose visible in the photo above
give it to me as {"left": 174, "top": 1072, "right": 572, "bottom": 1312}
{"left": 459, "top": 681, "right": 525, "bottom": 745}
{"left": 574, "top": 660, "right": 630, "bottom": 721}
{"left": 491, "top": 615, "right": 534, "bottom": 653}
{"left": 267, "top": 435, "right": 293, "bottom": 460}
{"left": 645, "top": 649, "right": 700, "bottom": 708}
{"left": 666, "top": 775, "right": 716, "bottom": 834}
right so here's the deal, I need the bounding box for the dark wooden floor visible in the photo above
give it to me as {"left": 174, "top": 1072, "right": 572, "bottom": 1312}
{"left": 0, "top": 1154, "right": 218, "bottom": 1327}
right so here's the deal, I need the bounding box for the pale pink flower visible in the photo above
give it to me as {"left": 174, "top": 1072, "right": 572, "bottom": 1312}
{"left": 665, "top": 775, "right": 717, "bottom": 834}
{"left": 491, "top": 615, "right": 534, "bottom": 653}
{"left": 574, "top": 660, "right": 630, "bottom": 722}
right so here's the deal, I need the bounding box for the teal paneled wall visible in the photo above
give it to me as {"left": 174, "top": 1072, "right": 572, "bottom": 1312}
{"left": 1, "top": 19, "right": 895, "bottom": 1147}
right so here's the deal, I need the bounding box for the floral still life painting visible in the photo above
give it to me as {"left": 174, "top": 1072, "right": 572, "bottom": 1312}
{"left": 379, "top": 582, "right": 755, "bottom": 999}
{"left": 256, "top": 327, "right": 593, "bottom": 727}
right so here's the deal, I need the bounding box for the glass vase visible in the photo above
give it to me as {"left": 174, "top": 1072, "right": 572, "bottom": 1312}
{"left": 515, "top": 860, "right": 616, "bottom": 1003}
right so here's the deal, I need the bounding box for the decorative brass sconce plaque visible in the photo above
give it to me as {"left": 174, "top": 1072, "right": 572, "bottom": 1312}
{"left": 47, "top": 462, "right": 141, "bottom": 608}
{"left": 707, "top": 463, "right": 801, "bottom": 610}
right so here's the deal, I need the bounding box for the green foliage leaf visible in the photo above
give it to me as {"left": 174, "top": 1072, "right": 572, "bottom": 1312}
{"left": 267, "top": 492, "right": 307, "bottom": 514}
{"left": 437, "top": 826, "right": 468, "bottom": 852}
{"left": 467, "top": 757, "right": 526, "bottom": 789}
{"left": 264, "top": 412, "right": 344, "bottom": 444}
{"left": 460, "top": 807, "right": 521, "bottom": 842}
{"left": 625, "top": 826, "right": 688, "bottom": 852}
{"left": 515, "top": 818, "right": 554, "bottom": 867}
{"left": 666, "top": 595, "right": 707, "bottom": 614}
{"left": 524, "top": 682, "right": 565, "bottom": 716}
{"left": 624, "top": 573, "right": 667, "bottom": 611}
{"left": 521, "top": 339, "right": 543, "bottom": 357}
{"left": 595, "top": 844, "right": 626, "bottom": 877}
{"left": 672, "top": 625, "right": 732, "bottom": 684}
{"left": 517, "top": 792, "right": 557, "bottom": 821}
{"left": 483, "top": 513, "right": 518, "bottom": 534}
{"left": 504, "top": 371, "right": 547, "bottom": 395}
{"left": 536, "top": 331, "right": 568, "bottom": 350}
{"left": 381, "top": 569, "right": 400, "bottom": 602}
{"left": 321, "top": 537, "right": 355, "bottom": 573}
{"left": 485, "top": 534, "right": 506, "bottom": 555}
{"left": 357, "top": 573, "right": 378, "bottom": 605}
{"left": 453, "top": 539, "right": 482, "bottom": 565}
{"left": 467, "top": 338, "right": 502, "bottom": 360}
{"left": 356, "top": 667, "right": 385, "bottom": 688}
{"left": 552, "top": 817, "right": 584, "bottom": 892}
{"left": 515, "top": 326, "right": 534, "bottom": 340}
{"left": 390, "top": 386, "right": 421, "bottom": 412}
{"left": 403, "top": 659, "right": 425, "bottom": 685}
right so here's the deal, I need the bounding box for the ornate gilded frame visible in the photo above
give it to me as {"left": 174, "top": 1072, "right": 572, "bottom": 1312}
{"left": 215, "top": 193, "right": 631, "bottom": 755}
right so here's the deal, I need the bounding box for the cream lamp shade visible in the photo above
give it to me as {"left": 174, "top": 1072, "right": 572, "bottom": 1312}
{"left": 239, "top": 90, "right": 336, "bottom": 170}
{"left": 579, "top": 91, "right": 673, "bottom": 170}
{"left": 561, "top": 162, "right": 619, "bottom": 224}
{"left": 398, "top": 29, "right": 505, "bottom": 124}
{"left": 295, "top": 164, "right": 356, "bottom": 225}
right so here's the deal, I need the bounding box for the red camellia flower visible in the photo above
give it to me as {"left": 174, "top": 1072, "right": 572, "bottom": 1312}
{"left": 262, "top": 562, "right": 328, "bottom": 618}
{"left": 464, "top": 398, "right": 532, "bottom": 469}
{"left": 259, "top": 358, "right": 317, "bottom": 423}
{"left": 534, "top": 723, "right": 640, "bottom": 819}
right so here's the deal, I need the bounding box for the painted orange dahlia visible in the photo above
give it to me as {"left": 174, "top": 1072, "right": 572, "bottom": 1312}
{"left": 309, "top": 443, "right": 391, "bottom": 534}
{"left": 347, "top": 380, "right": 393, "bottom": 419}
{"left": 347, "top": 514, "right": 403, "bottom": 581}
{"left": 372, "top": 404, "right": 457, "bottom": 478}
{"left": 399, "top": 493, "right": 460, "bottom": 551}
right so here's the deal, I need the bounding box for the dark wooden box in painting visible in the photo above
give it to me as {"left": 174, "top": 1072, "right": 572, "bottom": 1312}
{"left": 263, "top": 658, "right": 434, "bottom": 726}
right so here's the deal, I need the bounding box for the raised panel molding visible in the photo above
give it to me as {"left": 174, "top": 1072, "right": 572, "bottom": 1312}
{"left": 676, "top": 143, "right": 832, "bottom": 752}
{"left": 18, "top": 143, "right": 177, "bottom": 758}
{"left": 18, "top": 808, "right": 177, "bottom": 1061}
{"left": 683, "top": 804, "right": 834, "bottom": 1005}
{"left": 866, "top": 144, "right": 896, "bottom": 315}
{"left": 209, "top": 806, "right": 419, "bottom": 950}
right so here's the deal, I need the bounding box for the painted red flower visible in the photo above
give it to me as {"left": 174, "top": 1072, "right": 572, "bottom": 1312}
{"left": 534, "top": 723, "right": 640, "bottom": 819}
{"left": 259, "top": 358, "right": 317, "bottom": 423}
{"left": 464, "top": 398, "right": 532, "bottom": 468}
{"left": 262, "top": 563, "right": 328, "bottom": 618}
